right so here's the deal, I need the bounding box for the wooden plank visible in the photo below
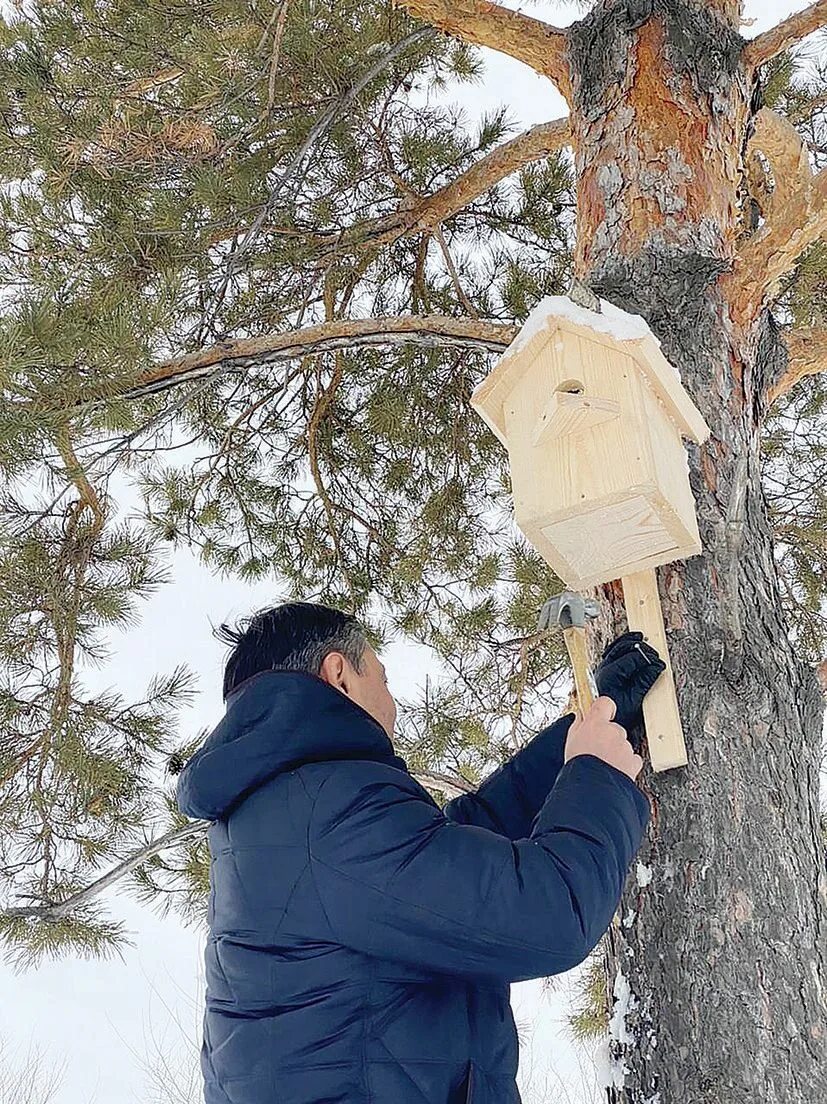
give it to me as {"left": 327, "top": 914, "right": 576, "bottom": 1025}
{"left": 470, "top": 320, "right": 556, "bottom": 445}
{"left": 504, "top": 332, "right": 649, "bottom": 529}
{"left": 629, "top": 333, "right": 711, "bottom": 445}
{"left": 532, "top": 390, "right": 621, "bottom": 446}
{"left": 635, "top": 375, "right": 704, "bottom": 553}
{"left": 544, "top": 493, "right": 677, "bottom": 581}
{"left": 621, "top": 567, "right": 688, "bottom": 772}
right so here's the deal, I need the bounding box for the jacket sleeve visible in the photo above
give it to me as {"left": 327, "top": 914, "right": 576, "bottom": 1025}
{"left": 308, "top": 752, "right": 650, "bottom": 985}
{"left": 442, "top": 714, "right": 575, "bottom": 839}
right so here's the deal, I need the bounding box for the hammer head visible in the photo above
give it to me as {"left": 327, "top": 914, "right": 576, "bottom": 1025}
{"left": 537, "top": 591, "right": 600, "bottom": 632}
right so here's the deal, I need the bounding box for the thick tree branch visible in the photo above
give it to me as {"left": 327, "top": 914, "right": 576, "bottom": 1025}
{"left": 26, "top": 315, "right": 519, "bottom": 414}
{"left": 342, "top": 116, "right": 572, "bottom": 251}
{"left": 744, "top": 0, "right": 827, "bottom": 69}
{"left": 393, "top": 0, "right": 571, "bottom": 99}
{"left": 209, "top": 115, "right": 573, "bottom": 255}
{"left": 768, "top": 326, "right": 827, "bottom": 404}
{"left": 723, "top": 108, "right": 827, "bottom": 323}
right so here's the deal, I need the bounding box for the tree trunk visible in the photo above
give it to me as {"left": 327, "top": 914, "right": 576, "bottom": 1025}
{"left": 566, "top": 2, "right": 827, "bottom": 1100}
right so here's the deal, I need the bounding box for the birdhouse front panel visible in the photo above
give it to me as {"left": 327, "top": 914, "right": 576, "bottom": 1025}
{"left": 471, "top": 300, "right": 710, "bottom": 590}
{"left": 502, "top": 330, "right": 650, "bottom": 515}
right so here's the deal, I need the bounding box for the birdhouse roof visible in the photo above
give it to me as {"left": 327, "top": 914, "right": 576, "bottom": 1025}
{"left": 472, "top": 296, "right": 710, "bottom": 448}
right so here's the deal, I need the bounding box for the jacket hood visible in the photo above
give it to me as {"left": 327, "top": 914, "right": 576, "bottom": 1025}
{"left": 176, "top": 669, "right": 409, "bottom": 821}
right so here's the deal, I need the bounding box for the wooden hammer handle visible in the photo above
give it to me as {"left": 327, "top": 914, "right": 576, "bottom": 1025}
{"left": 562, "top": 625, "right": 594, "bottom": 718}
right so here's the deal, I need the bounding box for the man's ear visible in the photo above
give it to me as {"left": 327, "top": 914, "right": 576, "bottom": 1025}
{"left": 319, "top": 651, "right": 348, "bottom": 691}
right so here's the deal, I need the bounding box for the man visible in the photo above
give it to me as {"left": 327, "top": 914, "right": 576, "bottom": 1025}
{"left": 176, "top": 601, "right": 665, "bottom": 1104}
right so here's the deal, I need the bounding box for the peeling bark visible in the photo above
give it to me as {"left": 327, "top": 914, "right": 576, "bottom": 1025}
{"left": 723, "top": 107, "right": 827, "bottom": 325}
{"left": 567, "top": 0, "right": 748, "bottom": 272}
{"left": 23, "top": 315, "right": 518, "bottom": 412}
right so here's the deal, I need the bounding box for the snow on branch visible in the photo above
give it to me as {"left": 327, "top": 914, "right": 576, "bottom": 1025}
{"left": 24, "top": 315, "right": 519, "bottom": 414}
{"left": 744, "top": 0, "right": 827, "bottom": 69}
{"left": 722, "top": 108, "right": 827, "bottom": 324}
{"left": 768, "top": 326, "right": 827, "bottom": 404}
{"left": 393, "top": 0, "right": 571, "bottom": 99}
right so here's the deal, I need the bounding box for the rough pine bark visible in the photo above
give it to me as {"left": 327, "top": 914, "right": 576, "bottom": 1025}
{"left": 563, "top": 2, "right": 827, "bottom": 1100}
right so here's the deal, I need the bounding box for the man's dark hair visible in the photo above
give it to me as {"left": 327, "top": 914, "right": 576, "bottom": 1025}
{"left": 215, "top": 601, "right": 369, "bottom": 700}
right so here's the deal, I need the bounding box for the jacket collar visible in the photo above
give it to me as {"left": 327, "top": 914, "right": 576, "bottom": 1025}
{"left": 176, "top": 668, "right": 409, "bottom": 821}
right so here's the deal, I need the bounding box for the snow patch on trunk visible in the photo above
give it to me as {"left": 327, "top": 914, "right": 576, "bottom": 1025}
{"left": 636, "top": 860, "right": 654, "bottom": 887}
{"left": 595, "top": 966, "right": 640, "bottom": 1090}
{"left": 609, "top": 968, "right": 638, "bottom": 1045}
{"left": 594, "top": 1036, "right": 630, "bottom": 1091}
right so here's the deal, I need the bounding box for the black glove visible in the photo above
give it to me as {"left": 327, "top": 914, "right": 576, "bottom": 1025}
{"left": 594, "top": 631, "right": 666, "bottom": 751}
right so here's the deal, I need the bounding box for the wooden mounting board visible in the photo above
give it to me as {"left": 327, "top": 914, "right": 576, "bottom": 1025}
{"left": 622, "top": 568, "right": 688, "bottom": 771}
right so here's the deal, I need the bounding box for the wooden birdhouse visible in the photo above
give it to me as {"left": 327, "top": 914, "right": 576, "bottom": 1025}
{"left": 471, "top": 296, "right": 710, "bottom": 589}
{"left": 471, "top": 295, "right": 711, "bottom": 772}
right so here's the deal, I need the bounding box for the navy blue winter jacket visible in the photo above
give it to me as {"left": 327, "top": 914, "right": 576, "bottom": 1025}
{"left": 176, "top": 668, "right": 650, "bottom": 1104}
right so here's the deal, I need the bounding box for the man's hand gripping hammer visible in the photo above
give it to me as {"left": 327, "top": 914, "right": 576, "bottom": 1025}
{"left": 537, "top": 592, "right": 600, "bottom": 718}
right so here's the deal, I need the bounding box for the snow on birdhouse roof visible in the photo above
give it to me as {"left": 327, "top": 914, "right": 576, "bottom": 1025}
{"left": 508, "top": 294, "right": 668, "bottom": 360}
{"left": 472, "top": 294, "right": 710, "bottom": 448}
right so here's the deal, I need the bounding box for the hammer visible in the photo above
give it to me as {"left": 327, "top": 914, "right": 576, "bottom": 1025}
{"left": 537, "top": 591, "right": 600, "bottom": 718}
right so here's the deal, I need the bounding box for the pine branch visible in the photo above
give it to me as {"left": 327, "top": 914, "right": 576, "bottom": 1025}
{"left": 0, "top": 821, "right": 208, "bottom": 922}
{"left": 121, "top": 67, "right": 185, "bottom": 96}
{"left": 210, "top": 115, "right": 573, "bottom": 257}
{"left": 768, "top": 326, "right": 827, "bottom": 403}
{"left": 364, "top": 115, "right": 572, "bottom": 251}
{"left": 26, "top": 315, "right": 519, "bottom": 413}
{"left": 200, "top": 26, "right": 436, "bottom": 340}
{"left": 0, "top": 769, "right": 473, "bottom": 923}
{"left": 435, "top": 223, "right": 480, "bottom": 318}
{"left": 744, "top": 0, "right": 827, "bottom": 69}
{"left": 54, "top": 426, "right": 107, "bottom": 542}
{"left": 566, "top": 944, "right": 610, "bottom": 1041}
{"left": 723, "top": 108, "right": 827, "bottom": 323}
{"left": 308, "top": 289, "right": 358, "bottom": 607}
{"left": 392, "top": 0, "right": 571, "bottom": 99}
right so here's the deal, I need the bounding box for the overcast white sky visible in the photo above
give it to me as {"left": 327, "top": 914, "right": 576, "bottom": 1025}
{"left": 1, "top": 3, "right": 823, "bottom": 1103}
